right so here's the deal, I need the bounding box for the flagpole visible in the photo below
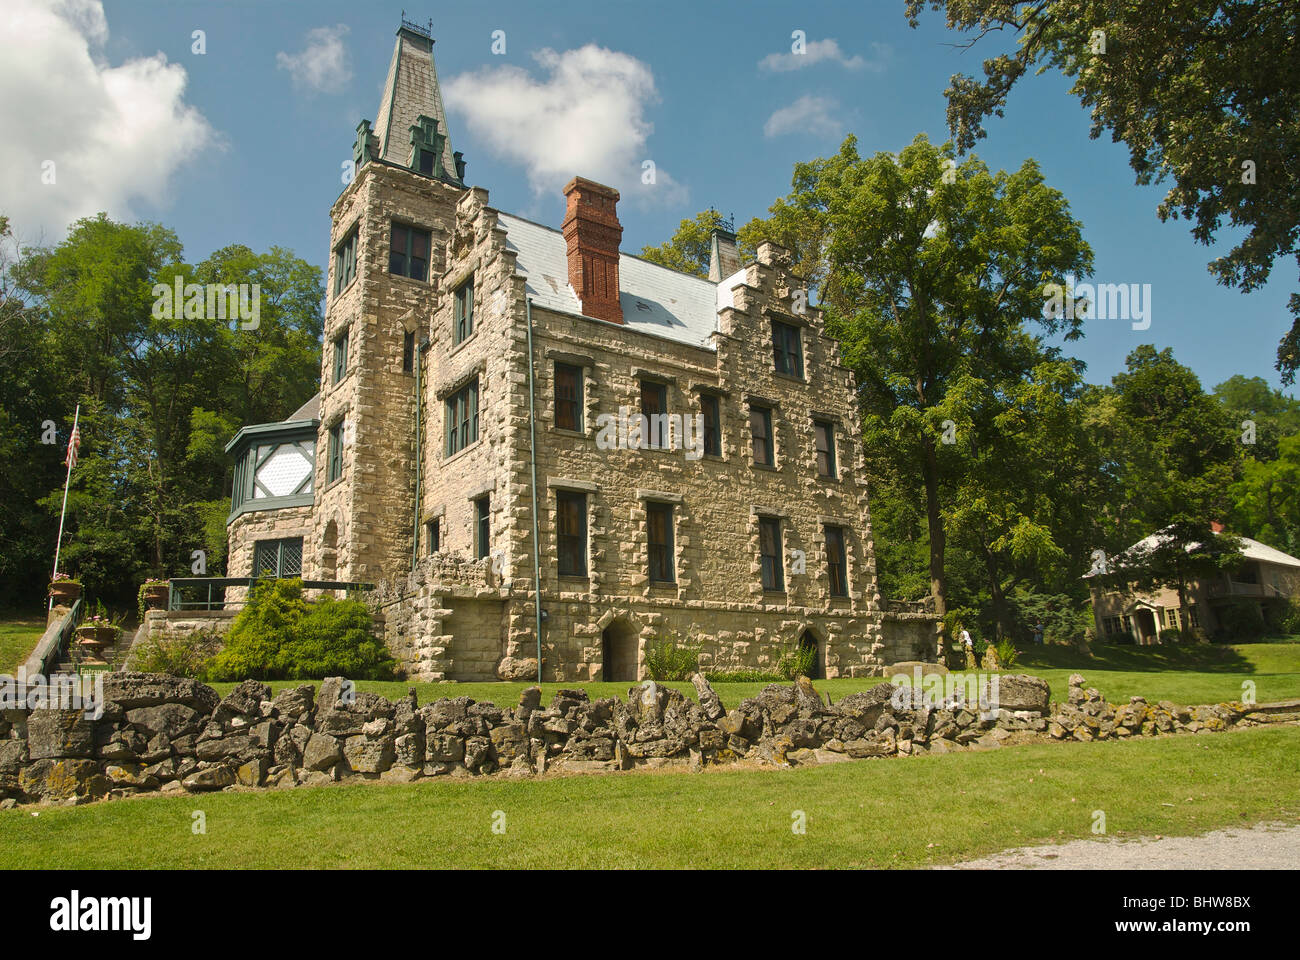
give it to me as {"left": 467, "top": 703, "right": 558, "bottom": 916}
{"left": 50, "top": 404, "right": 79, "bottom": 614}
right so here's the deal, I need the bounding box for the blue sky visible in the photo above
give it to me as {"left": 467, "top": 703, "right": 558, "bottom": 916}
{"left": 9, "top": 0, "right": 1294, "bottom": 394}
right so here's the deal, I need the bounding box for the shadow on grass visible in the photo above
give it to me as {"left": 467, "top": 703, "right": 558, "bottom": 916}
{"left": 1017, "top": 640, "right": 1255, "bottom": 674}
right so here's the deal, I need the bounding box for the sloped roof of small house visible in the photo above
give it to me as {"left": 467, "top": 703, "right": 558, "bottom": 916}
{"left": 497, "top": 213, "right": 721, "bottom": 350}
{"left": 1086, "top": 526, "right": 1300, "bottom": 576}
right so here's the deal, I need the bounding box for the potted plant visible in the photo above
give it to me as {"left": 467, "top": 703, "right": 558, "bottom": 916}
{"left": 139, "top": 578, "right": 170, "bottom": 618}
{"left": 48, "top": 572, "right": 82, "bottom": 603}
{"left": 76, "top": 601, "right": 124, "bottom": 662}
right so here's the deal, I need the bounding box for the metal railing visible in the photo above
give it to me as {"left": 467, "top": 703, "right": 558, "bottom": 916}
{"left": 166, "top": 577, "right": 374, "bottom": 612}
{"left": 23, "top": 597, "right": 84, "bottom": 675}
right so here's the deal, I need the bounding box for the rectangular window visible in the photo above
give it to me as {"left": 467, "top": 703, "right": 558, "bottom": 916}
{"left": 647, "top": 502, "right": 675, "bottom": 584}
{"left": 475, "top": 496, "right": 490, "bottom": 560}
{"left": 556, "top": 491, "right": 588, "bottom": 577}
{"left": 454, "top": 276, "right": 474, "bottom": 344}
{"left": 640, "top": 380, "right": 668, "bottom": 449}
{"left": 402, "top": 331, "right": 415, "bottom": 374}
{"left": 814, "top": 420, "right": 836, "bottom": 478}
{"left": 389, "top": 222, "right": 431, "bottom": 282}
{"left": 327, "top": 421, "right": 344, "bottom": 483}
{"left": 759, "top": 517, "right": 784, "bottom": 591}
{"left": 417, "top": 148, "right": 435, "bottom": 177}
{"left": 253, "top": 537, "right": 303, "bottom": 578}
{"left": 426, "top": 517, "right": 440, "bottom": 554}
{"left": 701, "top": 394, "right": 721, "bottom": 457}
{"left": 825, "top": 525, "right": 848, "bottom": 597}
{"left": 1188, "top": 605, "right": 1200, "bottom": 628}
{"left": 750, "top": 405, "right": 774, "bottom": 466}
{"left": 333, "top": 230, "right": 357, "bottom": 296}
{"left": 332, "top": 329, "right": 348, "bottom": 384}
{"left": 555, "top": 363, "right": 583, "bottom": 432}
{"left": 445, "top": 379, "right": 479, "bottom": 456}
{"left": 772, "top": 320, "right": 804, "bottom": 378}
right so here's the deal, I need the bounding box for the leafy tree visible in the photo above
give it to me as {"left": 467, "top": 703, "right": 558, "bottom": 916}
{"left": 750, "top": 134, "right": 1092, "bottom": 636}
{"left": 639, "top": 209, "right": 758, "bottom": 277}
{"left": 907, "top": 0, "right": 1300, "bottom": 382}
{"left": 1229, "top": 433, "right": 1300, "bottom": 555}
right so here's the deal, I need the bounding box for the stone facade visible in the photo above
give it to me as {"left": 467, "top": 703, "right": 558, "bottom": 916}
{"left": 226, "top": 20, "right": 937, "bottom": 682}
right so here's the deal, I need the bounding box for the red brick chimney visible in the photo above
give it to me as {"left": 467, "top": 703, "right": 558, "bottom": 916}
{"left": 562, "top": 177, "right": 623, "bottom": 324}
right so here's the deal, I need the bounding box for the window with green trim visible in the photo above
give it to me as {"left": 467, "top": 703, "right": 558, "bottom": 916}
{"left": 772, "top": 319, "right": 804, "bottom": 378}
{"left": 759, "top": 517, "right": 784, "bottom": 591}
{"left": 825, "top": 525, "right": 848, "bottom": 597}
{"left": 327, "top": 422, "right": 344, "bottom": 483}
{"left": 454, "top": 276, "right": 474, "bottom": 344}
{"left": 445, "top": 379, "right": 479, "bottom": 456}
{"left": 334, "top": 230, "right": 357, "bottom": 296}
{"left": 389, "top": 222, "right": 430, "bottom": 282}
{"left": 253, "top": 537, "right": 303, "bottom": 578}
{"left": 332, "top": 328, "right": 348, "bottom": 384}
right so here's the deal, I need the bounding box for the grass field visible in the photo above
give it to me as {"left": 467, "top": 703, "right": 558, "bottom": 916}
{"left": 0, "top": 612, "right": 45, "bottom": 674}
{"left": 1, "top": 724, "right": 1295, "bottom": 869}
{"left": 200, "top": 639, "right": 1300, "bottom": 712}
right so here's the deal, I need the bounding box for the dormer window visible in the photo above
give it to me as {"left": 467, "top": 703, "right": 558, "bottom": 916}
{"left": 417, "top": 148, "right": 436, "bottom": 177}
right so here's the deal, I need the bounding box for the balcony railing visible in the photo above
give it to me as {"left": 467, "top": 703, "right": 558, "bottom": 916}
{"left": 166, "top": 577, "right": 374, "bottom": 612}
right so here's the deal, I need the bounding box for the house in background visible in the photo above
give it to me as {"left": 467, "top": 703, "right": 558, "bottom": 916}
{"left": 1087, "top": 523, "right": 1300, "bottom": 643}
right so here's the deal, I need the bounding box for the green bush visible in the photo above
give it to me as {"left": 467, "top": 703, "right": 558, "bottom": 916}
{"left": 1159, "top": 626, "right": 1183, "bottom": 643}
{"left": 704, "top": 670, "right": 785, "bottom": 683}
{"left": 130, "top": 630, "right": 222, "bottom": 679}
{"left": 992, "top": 637, "right": 1020, "bottom": 668}
{"left": 777, "top": 643, "right": 818, "bottom": 681}
{"left": 643, "top": 634, "right": 699, "bottom": 681}
{"left": 1215, "top": 598, "right": 1267, "bottom": 641}
{"left": 207, "top": 580, "right": 397, "bottom": 681}
{"left": 1266, "top": 598, "right": 1300, "bottom": 635}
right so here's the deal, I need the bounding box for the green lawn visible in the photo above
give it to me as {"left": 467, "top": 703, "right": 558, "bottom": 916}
{"left": 201, "top": 640, "right": 1300, "bottom": 712}
{"left": 0, "top": 612, "right": 46, "bottom": 674}
{"left": 2, "top": 724, "right": 1296, "bottom": 869}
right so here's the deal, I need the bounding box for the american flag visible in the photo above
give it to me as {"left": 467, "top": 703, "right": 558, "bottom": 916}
{"left": 64, "top": 423, "right": 80, "bottom": 470}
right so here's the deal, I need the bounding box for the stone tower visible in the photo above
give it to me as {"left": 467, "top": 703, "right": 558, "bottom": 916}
{"left": 312, "top": 19, "right": 467, "bottom": 583}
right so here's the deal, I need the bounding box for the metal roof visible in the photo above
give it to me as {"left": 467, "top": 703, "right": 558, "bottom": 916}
{"left": 497, "top": 213, "right": 720, "bottom": 350}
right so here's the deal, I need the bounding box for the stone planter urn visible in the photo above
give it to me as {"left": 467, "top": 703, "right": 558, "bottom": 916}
{"left": 143, "top": 582, "right": 170, "bottom": 611}
{"left": 49, "top": 579, "right": 82, "bottom": 604}
{"left": 75, "top": 624, "right": 117, "bottom": 664}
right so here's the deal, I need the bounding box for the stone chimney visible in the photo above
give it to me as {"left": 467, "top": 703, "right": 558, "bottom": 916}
{"left": 562, "top": 177, "right": 623, "bottom": 324}
{"left": 708, "top": 227, "right": 742, "bottom": 282}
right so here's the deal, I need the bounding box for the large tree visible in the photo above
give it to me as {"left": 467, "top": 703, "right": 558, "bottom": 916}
{"left": 9, "top": 214, "right": 323, "bottom": 605}
{"left": 908, "top": 0, "right": 1300, "bottom": 382}
{"left": 748, "top": 133, "right": 1093, "bottom": 634}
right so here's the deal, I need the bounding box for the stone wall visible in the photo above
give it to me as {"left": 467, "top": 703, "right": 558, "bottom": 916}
{"left": 2, "top": 670, "right": 1294, "bottom": 807}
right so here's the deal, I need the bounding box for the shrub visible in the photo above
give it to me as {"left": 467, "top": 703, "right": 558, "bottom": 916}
{"left": 207, "top": 579, "right": 396, "bottom": 681}
{"left": 131, "top": 630, "right": 222, "bottom": 679}
{"left": 777, "top": 643, "right": 818, "bottom": 681}
{"left": 1265, "top": 598, "right": 1300, "bottom": 636}
{"left": 1215, "top": 598, "right": 1267, "bottom": 641}
{"left": 1159, "top": 626, "right": 1183, "bottom": 643}
{"left": 643, "top": 633, "right": 700, "bottom": 681}
{"left": 704, "top": 670, "right": 785, "bottom": 683}
{"left": 993, "top": 638, "right": 1019, "bottom": 669}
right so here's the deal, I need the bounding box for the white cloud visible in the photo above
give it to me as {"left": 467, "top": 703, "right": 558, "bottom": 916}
{"left": 764, "top": 96, "right": 844, "bottom": 139}
{"left": 276, "top": 24, "right": 352, "bottom": 95}
{"left": 759, "top": 38, "right": 889, "bottom": 73}
{"left": 0, "top": 0, "right": 215, "bottom": 240}
{"left": 443, "top": 45, "right": 686, "bottom": 209}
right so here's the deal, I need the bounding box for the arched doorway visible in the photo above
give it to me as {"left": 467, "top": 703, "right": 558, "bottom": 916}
{"left": 601, "top": 618, "right": 639, "bottom": 682}
{"left": 797, "top": 629, "right": 823, "bottom": 679}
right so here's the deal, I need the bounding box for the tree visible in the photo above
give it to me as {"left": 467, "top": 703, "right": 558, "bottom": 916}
{"left": 908, "top": 1, "right": 1300, "bottom": 382}
{"left": 639, "top": 209, "right": 757, "bottom": 277}
{"left": 749, "top": 133, "right": 1093, "bottom": 635}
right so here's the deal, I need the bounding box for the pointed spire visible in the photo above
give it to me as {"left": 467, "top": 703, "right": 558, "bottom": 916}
{"left": 374, "top": 19, "right": 461, "bottom": 182}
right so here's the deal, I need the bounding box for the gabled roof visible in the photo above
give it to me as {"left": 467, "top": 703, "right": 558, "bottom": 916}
{"left": 497, "top": 213, "right": 720, "bottom": 350}
{"left": 1089, "top": 526, "right": 1300, "bottom": 576}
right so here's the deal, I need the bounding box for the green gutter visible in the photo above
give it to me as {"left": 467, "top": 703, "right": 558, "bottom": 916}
{"left": 526, "top": 297, "right": 543, "bottom": 683}
{"left": 411, "top": 336, "right": 424, "bottom": 570}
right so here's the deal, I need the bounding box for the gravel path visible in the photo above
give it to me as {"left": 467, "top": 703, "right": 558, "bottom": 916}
{"left": 941, "top": 821, "right": 1300, "bottom": 869}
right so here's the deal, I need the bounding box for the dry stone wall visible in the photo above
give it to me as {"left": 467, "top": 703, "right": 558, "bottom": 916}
{"left": 2, "top": 670, "right": 1295, "bottom": 807}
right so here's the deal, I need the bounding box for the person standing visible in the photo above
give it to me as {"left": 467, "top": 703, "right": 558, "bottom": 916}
{"left": 1033, "top": 621, "right": 1045, "bottom": 645}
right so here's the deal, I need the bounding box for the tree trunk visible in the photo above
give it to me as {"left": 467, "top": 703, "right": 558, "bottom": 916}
{"left": 922, "top": 436, "right": 947, "bottom": 632}
{"left": 983, "top": 541, "right": 1008, "bottom": 639}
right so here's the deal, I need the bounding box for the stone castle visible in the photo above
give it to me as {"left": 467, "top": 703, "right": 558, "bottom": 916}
{"left": 224, "top": 20, "right": 935, "bottom": 682}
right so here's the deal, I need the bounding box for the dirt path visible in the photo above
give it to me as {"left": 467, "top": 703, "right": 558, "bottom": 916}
{"left": 941, "top": 821, "right": 1300, "bottom": 869}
